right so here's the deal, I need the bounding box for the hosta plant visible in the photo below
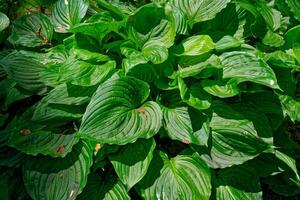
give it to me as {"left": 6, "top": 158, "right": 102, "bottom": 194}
{"left": 0, "top": 0, "right": 300, "bottom": 199}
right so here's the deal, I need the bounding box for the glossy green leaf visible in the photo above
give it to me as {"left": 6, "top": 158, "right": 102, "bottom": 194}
{"left": 109, "top": 138, "right": 156, "bottom": 189}
{"left": 284, "top": 25, "right": 300, "bottom": 48}
{"left": 209, "top": 101, "right": 271, "bottom": 168}
{"left": 216, "top": 36, "right": 241, "bottom": 52}
{"left": 142, "top": 44, "right": 168, "bottom": 64}
{"left": 127, "top": 3, "right": 176, "bottom": 49}
{"left": 174, "top": 35, "right": 215, "bottom": 66}
{"left": 70, "top": 12, "right": 125, "bottom": 41}
{"left": 178, "top": 77, "right": 212, "bottom": 110}
{"left": 286, "top": 0, "right": 300, "bottom": 20}
{"left": 8, "top": 108, "right": 79, "bottom": 157}
{"left": 8, "top": 13, "right": 53, "bottom": 47}
{"left": 23, "top": 140, "right": 93, "bottom": 200}
{"left": 170, "top": 0, "right": 231, "bottom": 25}
{"left": 161, "top": 105, "right": 210, "bottom": 145}
{"left": 173, "top": 55, "right": 222, "bottom": 78}
{"left": 262, "top": 30, "right": 285, "bottom": 47}
{"left": 78, "top": 76, "right": 162, "bottom": 145}
{"left": 139, "top": 151, "right": 211, "bottom": 200}
{"left": 52, "top": 0, "right": 89, "bottom": 33}
{"left": 32, "top": 83, "right": 94, "bottom": 123}
{"left": 77, "top": 172, "right": 130, "bottom": 200}
{"left": 201, "top": 79, "right": 240, "bottom": 98}
{"left": 0, "top": 12, "right": 9, "bottom": 32}
{"left": 276, "top": 93, "right": 300, "bottom": 122}
{"left": 220, "top": 51, "right": 279, "bottom": 89}
{"left": 216, "top": 165, "right": 263, "bottom": 200}
{"left": 0, "top": 51, "right": 47, "bottom": 94}
{"left": 256, "top": 2, "right": 282, "bottom": 31}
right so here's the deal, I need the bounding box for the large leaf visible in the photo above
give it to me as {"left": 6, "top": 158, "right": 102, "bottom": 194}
{"left": 8, "top": 13, "right": 53, "bottom": 47}
{"left": 127, "top": 3, "right": 176, "bottom": 49}
{"left": 0, "top": 12, "right": 9, "bottom": 32}
{"left": 52, "top": 0, "right": 89, "bottom": 33}
{"left": 174, "top": 35, "right": 215, "bottom": 66}
{"left": 8, "top": 109, "right": 79, "bottom": 157}
{"left": 41, "top": 57, "right": 116, "bottom": 88}
{"left": 139, "top": 151, "right": 212, "bottom": 200}
{"left": 77, "top": 172, "right": 130, "bottom": 200}
{"left": 70, "top": 12, "right": 125, "bottom": 41}
{"left": 0, "top": 146, "right": 24, "bottom": 167}
{"left": 208, "top": 101, "right": 272, "bottom": 168}
{"left": 23, "top": 140, "right": 93, "bottom": 200}
{"left": 78, "top": 76, "right": 162, "bottom": 145}
{"left": 0, "top": 51, "right": 47, "bottom": 94}
{"left": 32, "top": 83, "right": 95, "bottom": 123}
{"left": 220, "top": 51, "right": 279, "bottom": 89}
{"left": 161, "top": 105, "right": 210, "bottom": 146}
{"left": 216, "top": 165, "right": 263, "bottom": 200}
{"left": 276, "top": 93, "right": 300, "bottom": 122}
{"left": 170, "top": 0, "right": 231, "bottom": 25}
{"left": 109, "top": 138, "right": 156, "bottom": 189}
{"left": 178, "top": 77, "right": 212, "bottom": 110}
{"left": 286, "top": 0, "right": 300, "bottom": 20}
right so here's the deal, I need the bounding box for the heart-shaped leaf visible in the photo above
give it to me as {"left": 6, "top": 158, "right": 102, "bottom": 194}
{"left": 78, "top": 76, "right": 162, "bottom": 145}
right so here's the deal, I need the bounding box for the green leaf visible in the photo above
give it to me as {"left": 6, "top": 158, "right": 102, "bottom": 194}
{"left": 127, "top": 3, "right": 176, "bottom": 49}
{"left": 220, "top": 51, "right": 279, "bottom": 89}
{"left": 109, "top": 138, "right": 156, "bottom": 189}
{"left": 201, "top": 79, "right": 240, "bottom": 98}
{"left": 284, "top": 25, "right": 300, "bottom": 48}
{"left": 170, "top": 0, "right": 231, "bottom": 26}
{"left": 173, "top": 55, "right": 222, "bottom": 78}
{"left": 77, "top": 172, "right": 130, "bottom": 200}
{"left": 174, "top": 35, "right": 215, "bottom": 66}
{"left": 42, "top": 57, "right": 116, "bottom": 88}
{"left": 78, "top": 76, "right": 162, "bottom": 145}
{"left": 52, "top": 0, "right": 89, "bottom": 33}
{"left": 142, "top": 44, "right": 168, "bottom": 64}
{"left": 32, "top": 83, "right": 94, "bottom": 123}
{"left": 208, "top": 101, "right": 271, "bottom": 168}
{"left": 0, "top": 12, "right": 9, "bottom": 32}
{"left": 161, "top": 105, "right": 210, "bottom": 145}
{"left": 0, "top": 51, "right": 47, "bottom": 94}
{"left": 264, "top": 50, "right": 299, "bottom": 69}
{"left": 256, "top": 2, "right": 282, "bottom": 31}
{"left": 216, "top": 165, "right": 263, "bottom": 200}
{"left": 23, "top": 140, "right": 93, "bottom": 200}
{"left": 70, "top": 12, "right": 125, "bottom": 41}
{"left": 0, "top": 146, "right": 24, "bottom": 167}
{"left": 139, "top": 151, "right": 211, "bottom": 200}
{"left": 8, "top": 13, "right": 53, "bottom": 47}
{"left": 178, "top": 77, "right": 212, "bottom": 110}
{"left": 262, "top": 30, "right": 285, "bottom": 47}
{"left": 286, "top": 0, "right": 300, "bottom": 20}
{"left": 215, "top": 35, "right": 242, "bottom": 52}
{"left": 276, "top": 93, "right": 300, "bottom": 122}
{"left": 293, "top": 43, "right": 300, "bottom": 64}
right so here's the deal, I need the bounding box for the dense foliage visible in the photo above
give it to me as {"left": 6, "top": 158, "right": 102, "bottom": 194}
{"left": 0, "top": 0, "right": 300, "bottom": 199}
